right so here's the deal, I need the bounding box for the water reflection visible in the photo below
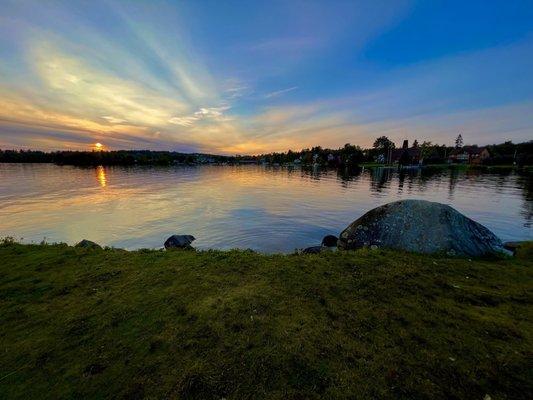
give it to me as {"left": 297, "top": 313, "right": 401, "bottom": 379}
{"left": 0, "top": 163, "right": 530, "bottom": 252}
{"left": 517, "top": 173, "right": 532, "bottom": 227}
{"left": 96, "top": 166, "right": 107, "bottom": 188}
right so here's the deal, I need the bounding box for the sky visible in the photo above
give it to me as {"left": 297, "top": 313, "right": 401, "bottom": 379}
{"left": 0, "top": 0, "right": 532, "bottom": 154}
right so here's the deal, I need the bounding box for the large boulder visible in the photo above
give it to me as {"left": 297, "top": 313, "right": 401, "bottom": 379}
{"left": 164, "top": 235, "right": 195, "bottom": 250}
{"left": 338, "top": 200, "right": 504, "bottom": 257}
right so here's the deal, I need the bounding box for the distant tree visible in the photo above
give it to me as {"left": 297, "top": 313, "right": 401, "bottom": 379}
{"left": 412, "top": 139, "right": 419, "bottom": 148}
{"left": 420, "top": 141, "right": 435, "bottom": 160}
{"left": 455, "top": 134, "right": 463, "bottom": 148}
{"left": 341, "top": 143, "right": 363, "bottom": 165}
{"left": 373, "top": 136, "right": 395, "bottom": 151}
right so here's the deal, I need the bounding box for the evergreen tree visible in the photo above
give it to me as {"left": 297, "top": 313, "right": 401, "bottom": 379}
{"left": 455, "top": 134, "right": 463, "bottom": 148}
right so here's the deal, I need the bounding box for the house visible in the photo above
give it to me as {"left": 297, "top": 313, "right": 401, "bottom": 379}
{"left": 448, "top": 146, "right": 490, "bottom": 164}
{"left": 391, "top": 140, "right": 422, "bottom": 165}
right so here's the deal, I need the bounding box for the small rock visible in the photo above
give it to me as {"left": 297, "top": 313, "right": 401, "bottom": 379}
{"left": 484, "top": 395, "right": 492, "bottom": 400}
{"left": 164, "top": 235, "right": 195, "bottom": 250}
{"left": 321, "top": 235, "right": 338, "bottom": 247}
{"left": 503, "top": 241, "right": 526, "bottom": 255}
{"left": 370, "top": 245, "right": 379, "bottom": 250}
{"left": 75, "top": 239, "right": 102, "bottom": 250}
{"left": 302, "top": 246, "right": 323, "bottom": 254}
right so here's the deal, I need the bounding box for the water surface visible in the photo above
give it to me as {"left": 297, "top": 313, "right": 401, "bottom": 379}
{"left": 0, "top": 163, "right": 530, "bottom": 252}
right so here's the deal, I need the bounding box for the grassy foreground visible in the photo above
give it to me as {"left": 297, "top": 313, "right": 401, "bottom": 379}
{"left": 0, "top": 243, "right": 532, "bottom": 399}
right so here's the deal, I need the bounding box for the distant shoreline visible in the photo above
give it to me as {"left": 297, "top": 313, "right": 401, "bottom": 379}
{"left": 1, "top": 160, "right": 531, "bottom": 173}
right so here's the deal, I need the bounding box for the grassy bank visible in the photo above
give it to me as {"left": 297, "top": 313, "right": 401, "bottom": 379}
{"left": 1, "top": 243, "right": 532, "bottom": 399}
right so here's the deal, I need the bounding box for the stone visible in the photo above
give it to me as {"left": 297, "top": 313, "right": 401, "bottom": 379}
{"left": 302, "top": 246, "right": 323, "bottom": 254}
{"left": 338, "top": 200, "right": 504, "bottom": 257}
{"left": 321, "top": 235, "right": 338, "bottom": 247}
{"left": 75, "top": 239, "right": 102, "bottom": 250}
{"left": 502, "top": 241, "right": 526, "bottom": 255}
{"left": 164, "top": 235, "right": 195, "bottom": 249}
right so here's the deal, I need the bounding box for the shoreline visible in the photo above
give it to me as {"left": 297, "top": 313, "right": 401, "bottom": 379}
{"left": 1, "top": 160, "right": 532, "bottom": 170}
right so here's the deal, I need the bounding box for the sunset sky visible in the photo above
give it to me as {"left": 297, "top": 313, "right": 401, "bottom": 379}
{"left": 1, "top": 0, "right": 532, "bottom": 154}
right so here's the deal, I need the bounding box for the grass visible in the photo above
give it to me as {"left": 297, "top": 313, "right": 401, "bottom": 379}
{"left": 0, "top": 242, "right": 532, "bottom": 399}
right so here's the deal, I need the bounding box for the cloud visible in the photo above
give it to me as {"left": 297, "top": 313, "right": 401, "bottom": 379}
{"left": 168, "top": 116, "right": 197, "bottom": 127}
{"left": 224, "top": 84, "right": 250, "bottom": 99}
{"left": 102, "top": 116, "right": 127, "bottom": 124}
{"left": 264, "top": 86, "right": 298, "bottom": 99}
{"left": 169, "top": 106, "right": 232, "bottom": 127}
{"left": 194, "top": 106, "right": 229, "bottom": 118}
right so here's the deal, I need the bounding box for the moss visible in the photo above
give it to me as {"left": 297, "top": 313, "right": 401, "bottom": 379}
{"left": 0, "top": 242, "right": 532, "bottom": 399}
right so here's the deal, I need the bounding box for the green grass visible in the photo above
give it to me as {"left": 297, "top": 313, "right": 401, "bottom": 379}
{"left": 360, "top": 162, "right": 385, "bottom": 168}
{"left": 1, "top": 242, "right": 532, "bottom": 399}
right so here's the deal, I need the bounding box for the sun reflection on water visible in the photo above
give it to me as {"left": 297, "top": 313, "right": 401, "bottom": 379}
{"left": 96, "top": 166, "right": 107, "bottom": 187}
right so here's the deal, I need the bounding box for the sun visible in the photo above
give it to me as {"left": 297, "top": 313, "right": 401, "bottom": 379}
{"left": 94, "top": 142, "right": 104, "bottom": 151}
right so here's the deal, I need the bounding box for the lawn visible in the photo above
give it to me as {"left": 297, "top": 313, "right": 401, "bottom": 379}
{"left": 0, "top": 242, "right": 531, "bottom": 399}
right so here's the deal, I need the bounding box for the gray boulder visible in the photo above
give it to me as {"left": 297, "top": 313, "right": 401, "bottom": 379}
{"left": 338, "top": 200, "right": 504, "bottom": 257}
{"left": 75, "top": 239, "right": 102, "bottom": 250}
{"left": 164, "top": 235, "right": 195, "bottom": 250}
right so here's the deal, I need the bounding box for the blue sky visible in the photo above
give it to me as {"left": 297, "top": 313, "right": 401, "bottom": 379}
{"left": 0, "top": 0, "right": 532, "bottom": 153}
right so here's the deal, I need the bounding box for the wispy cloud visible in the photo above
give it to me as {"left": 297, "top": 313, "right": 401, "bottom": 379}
{"left": 264, "top": 86, "right": 298, "bottom": 99}
{"left": 102, "top": 116, "right": 127, "bottom": 124}
{"left": 169, "top": 106, "right": 232, "bottom": 127}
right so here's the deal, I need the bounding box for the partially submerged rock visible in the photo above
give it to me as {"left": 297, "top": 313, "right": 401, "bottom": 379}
{"left": 338, "top": 200, "right": 504, "bottom": 257}
{"left": 302, "top": 245, "right": 324, "bottom": 254}
{"left": 321, "top": 235, "right": 338, "bottom": 247}
{"left": 75, "top": 239, "right": 102, "bottom": 250}
{"left": 164, "top": 235, "right": 195, "bottom": 250}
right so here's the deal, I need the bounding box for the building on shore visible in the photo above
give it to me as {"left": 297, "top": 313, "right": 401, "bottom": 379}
{"left": 391, "top": 140, "right": 422, "bottom": 165}
{"left": 448, "top": 146, "right": 490, "bottom": 164}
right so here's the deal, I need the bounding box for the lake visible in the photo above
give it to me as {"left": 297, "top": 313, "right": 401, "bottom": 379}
{"left": 0, "top": 163, "right": 531, "bottom": 252}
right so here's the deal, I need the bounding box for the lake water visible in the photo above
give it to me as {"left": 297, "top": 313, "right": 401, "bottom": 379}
{"left": 0, "top": 163, "right": 531, "bottom": 252}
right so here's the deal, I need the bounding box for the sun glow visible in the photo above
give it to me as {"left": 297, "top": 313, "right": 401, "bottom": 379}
{"left": 94, "top": 142, "right": 104, "bottom": 151}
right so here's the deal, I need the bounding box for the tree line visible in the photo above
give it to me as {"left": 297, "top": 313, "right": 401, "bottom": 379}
{"left": 253, "top": 137, "right": 532, "bottom": 166}
{"left": 0, "top": 150, "right": 233, "bottom": 166}
{"left": 1, "top": 137, "right": 531, "bottom": 166}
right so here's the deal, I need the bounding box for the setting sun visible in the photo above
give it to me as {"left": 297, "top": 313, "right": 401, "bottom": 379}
{"left": 94, "top": 142, "right": 103, "bottom": 151}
